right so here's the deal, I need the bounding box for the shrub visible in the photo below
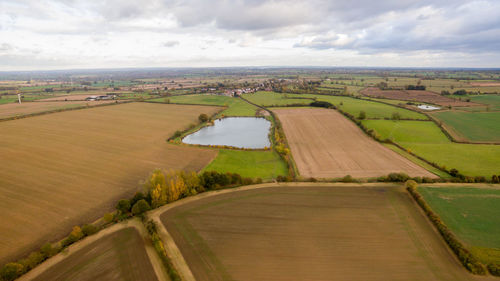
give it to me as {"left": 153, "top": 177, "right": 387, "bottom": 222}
{"left": 310, "top": 101, "right": 333, "bottom": 108}
{"left": 387, "top": 172, "right": 409, "bottom": 182}
{"left": 198, "top": 113, "right": 209, "bottom": 122}
{"left": 358, "top": 111, "right": 366, "bottom": 120}
{"left": 488, "top": 263, "right": 500, "bottom": 276}
{"left": 81, "top": 224, "right": 98, "bottom": 236}
{"left": 103, "top": 212, "right": 114, "bottom": 223}
{"left": 276, "top": 175, "right": 288, "bottom": 182}
{"left": 0, "top": 263, "right": 24, "bottom": 281}
{"left": 116, "top": 199, "right": 131, "bottom": 214}
{"left": 40, "top": 242, "right": 57, "bottom": 259}
{"left": 130, "top": 191, "right": 146, "bottom": 206}
{"left": 492, "top": 175, "right": 499, "bottom": 183}
{"left": 19, "top": 251, "right": 44, "bottom": 272}
{"left": 132, "top": 199, "right": 151, "bottom": 215}
{"left": 391, "top": 112, "right": 401, "bottom": 120}
{"left": 341, "top": 175, "right": 354, "bottom": 183}
{"left": 172, "top": 130, "right": 182, "bottom": 139}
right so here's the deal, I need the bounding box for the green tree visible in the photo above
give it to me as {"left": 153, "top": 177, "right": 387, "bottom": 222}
{"left": 391, "top": 112, "right": 401, "bottom": 120}
{"left": 132, "top": 199, "right": 151, "bottom": 215}
{"left": 198, "top": 113, "right": 209, "bottom": 122}
{"left": 358, "top": 111, "right": 366, "bottom": 120}
{"left": 116, "top": 199, "right": 131, "bottom": 214}
{"left": 0, "top": 263, "right": 24, "bottom": 281}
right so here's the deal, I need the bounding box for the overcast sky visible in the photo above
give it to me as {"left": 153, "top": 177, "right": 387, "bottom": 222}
{"left": 1, "top": 0, "right": 499, "bottom": 71}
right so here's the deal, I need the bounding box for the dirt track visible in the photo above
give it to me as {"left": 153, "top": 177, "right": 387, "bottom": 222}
{"left": 157, "top": 183, "right": 483, "bottom": 281}
{"left": 273, "top": 108, "right": 434, "bottom": 178}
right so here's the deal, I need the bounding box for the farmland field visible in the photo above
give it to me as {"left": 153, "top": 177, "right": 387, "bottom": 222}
{"left": 430, "top": 111, "right": 500, "bottom": 142}
{"left": 160, "top": 184, "right": 475, "bottom": 281}
{"left": 30, "top": 227, "right": 159, "bottom": 281}
{"left": 273, "top": 108, "right": 433, "bottom": 178}
{"left": 150, "top": 94, "right": 257, "bottom": 116}
{"left": 0, "top": 102, "right": 219, "bottom": 264}
{"left": 202, "top": 149, "right": 287, "bottom": 180}
{"left": 243, "top": 91, "right": 428, "bottom": 120}
{"left": 419, "top": 185, "right": 500, "bottom": 264}
{"left": 362, "top": 120, "right": 500, "bottom": 177}
{"left": 0, "top": 100, "right": 117, "bottom": 119}
{"left": 361, "top": 87, "right": 475, "bottom": 107}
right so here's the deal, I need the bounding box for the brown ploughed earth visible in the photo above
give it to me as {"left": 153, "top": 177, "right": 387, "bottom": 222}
{"left": 273, "top": 108, "right": 434, "bottom": 178}
{"left": 0, "top": 102, "right": 219, "bottom": 264}
{"left": 160, "top": 184, "right": 481, "bottom": 281}
{"left": 31, "top": 227, "right": 158, "bottom": 281}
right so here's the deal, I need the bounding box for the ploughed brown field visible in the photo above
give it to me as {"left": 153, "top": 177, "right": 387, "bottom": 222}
{"left": 361, "top": 87, "right": 474, "bottom": 107}
{"left": 30, "top": 227, "right": 158, "bottom": 281}
{"left": 273, "top": 108, "right": 433, "bottom": 178}
{"left": 0, "top": 100, "right": 116, "bottom": 119}
{"left": 161, "top": 184, "right": 476, "bottom": 281}
{"left": 0, "top": 102, "right": 219, "bottom": 264}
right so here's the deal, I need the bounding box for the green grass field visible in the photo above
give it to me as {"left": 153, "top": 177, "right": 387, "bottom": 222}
{"left": 419, "top": 185, "right": 500, "bottom": 264}
{"left": 431, "top": 111, "right": 500, "bottom": 142}
{"left": 151, "top": 94, "right": 257, "bottom": 116}
{"left": 469, "top": 95, "right": 500, "bottom": 111}
{"left": 363, "top": 120, "right": 500, "bottom": 177}
{"left": 243, "top": 91, "right": 427, "bottom": 120}
{"left": 202, "top": 149, "right": 287, "bottom": 180}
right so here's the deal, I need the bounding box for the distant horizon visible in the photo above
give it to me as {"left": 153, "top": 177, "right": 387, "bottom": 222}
{"left": 2, "top": 65, "right": 500, "bottom": 74}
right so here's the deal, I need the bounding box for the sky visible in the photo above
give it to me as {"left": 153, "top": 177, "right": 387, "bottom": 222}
{"left": 1, "top": 0, "right": 500, "bottom": 71}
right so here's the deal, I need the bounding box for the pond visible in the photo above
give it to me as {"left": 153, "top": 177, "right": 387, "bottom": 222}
{"left": 417, "top": 104, "right": 441, "bottom": 110}
{"left": 182, "top": 117, "right": 271, "bottom": 149}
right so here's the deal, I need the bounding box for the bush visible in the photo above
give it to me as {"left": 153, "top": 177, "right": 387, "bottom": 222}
{"left": 387, "top": 172, "right": 409, "bottom": 182}
{"left": 19, "top": 251, "right": 44, "bottom": 271}
{"left": 492, "top": 175, "right": 499, "bottom": 183}
{"left": 488, "top": 263, "right": 500, "bottom": 276}
{"left": 132, "top": 199, "right": 151, "bottom": 215}
{"left": 341, "top": 175, "right": 354, "bottom": 183}
{"left": 40, "top": 243, "right": 57, "bottom": 259}
{"left": 103, "top": 212, "right": 114, "bottom": 223}
{"left": 358, "top": 111, "right": 366, "bottom": 120}
{"left": 310, "top": 101, "right": 333, "bottom": 108}
{"left": 172, "top": 130, "right": 182, "bottom": 139}
{"left": 81, "top": 224, "right": 98, "bottom": 236}
{"left": 391, "top": 112, "right": 401, "bottom": 120}
{"left": 116, "top": 199, "right": 131, "bottom": 214}
{"left": 131, "top": 191, "right": 146, "bottom": 206}
{"left": 198, "top": 113, "right": 209, "bottom": 122}
{"left": 0, "top": 263, "right": 24, "bottom": 281}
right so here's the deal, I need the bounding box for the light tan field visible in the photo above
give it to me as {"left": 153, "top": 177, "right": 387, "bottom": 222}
{"left": 0, "top": 101, "right": 116, "bottom": 119}
{"left": 273, "top": 108, "right": 434, "bottom": 178}
{"left": 160, "top": 184, "right": 479, "bottom": 281}
{"left": 0, "top": 102, "right": 220, "bottom": 264}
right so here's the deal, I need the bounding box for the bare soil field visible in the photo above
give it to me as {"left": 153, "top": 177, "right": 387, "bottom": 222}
{"left": 0, "top": 100, "right": 116, "bottom": 119}
{"left": 361, "top": 87, "right": 475, "bottom": 107}
{"left": 37, "top": 94, "right": 102, "bottom": 101}
{"left": 273, "top": 108, "right": 433, "bottom": 178}
{"left": 0, "top": 102, "right": 219, "bottom": 264}
{"left": 469, "top": 82, "right": 500, "bottom": 87}
{"left": 30, "top": 226, "right": 159, "bottom": 281}
{"left": 160, "top": 184, "right": 479, "bottom": 281}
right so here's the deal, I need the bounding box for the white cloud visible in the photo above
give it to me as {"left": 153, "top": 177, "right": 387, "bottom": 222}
{"left": 0, "top": 0, "right": 499, "bottom": 70}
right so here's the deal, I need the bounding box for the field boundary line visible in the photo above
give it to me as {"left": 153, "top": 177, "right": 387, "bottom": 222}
{"left": 17, "top": 218, "right": 168, "bottom": 281}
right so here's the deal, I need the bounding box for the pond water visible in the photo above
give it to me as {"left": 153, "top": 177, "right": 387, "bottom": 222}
{"left": 182, "top": 117, "right": 271, "bottom": 149}
{"left": 417, "top": 104, "right": 441, "bottom": 110}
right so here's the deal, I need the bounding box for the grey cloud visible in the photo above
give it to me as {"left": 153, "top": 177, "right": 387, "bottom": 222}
{"left": 163, "top": 40, "right": 179, "bottom": 47}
